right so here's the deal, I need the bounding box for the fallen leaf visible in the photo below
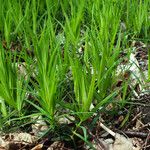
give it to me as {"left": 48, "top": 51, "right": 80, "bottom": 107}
{"left": 31, "top": 144, "right": 43, "bottom": 150}
{"left": 31, "top": 115, "right": 48, "bottom": 136}
{"left": 113, "top": 133, "right": 133, "bottom": 150}
{"left": 0, "top": 137, "right": 5, "bottom": 147}
{"left": 132, "top": 137, "right": 143, "bottom": 150}
{"left": 47, "top": 141, "right": 64, "bottom": 150}
{"left": 13, "top": 132, "right": 35, "bottom": 144}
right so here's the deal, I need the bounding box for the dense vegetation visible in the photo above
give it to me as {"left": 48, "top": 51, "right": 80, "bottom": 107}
{"left": 0, "top": 0, "right": 149, "bottom": 149}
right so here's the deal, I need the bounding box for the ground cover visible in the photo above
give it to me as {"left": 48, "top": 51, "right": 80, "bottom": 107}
{"left": 0, "top": 0, "right": 150, "bottom": 149}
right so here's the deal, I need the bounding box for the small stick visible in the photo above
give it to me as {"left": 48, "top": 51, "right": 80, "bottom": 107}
{"left": 99, "top": 122, "right": 115, "bottom": 137}
{"left": 143, "top": 130, "right": 150, "bottom": 150}
{"left": 86, "top": 127, "right": 108, "bottom": 150}
{"left": 138, "top": 123, "right": 150, "bottom": 131}
{"left": 123, "top": 131, "right": 149, "bottom": 139}
{"left": 131, "top": 112, "right": 142, "bottom": 122}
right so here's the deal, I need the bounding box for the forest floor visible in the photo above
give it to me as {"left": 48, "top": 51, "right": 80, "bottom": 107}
{"left": 0, "top": 40, "right": 149, "bottom": 150}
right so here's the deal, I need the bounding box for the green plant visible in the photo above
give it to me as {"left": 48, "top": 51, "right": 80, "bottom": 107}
{"left": 0, "top": 1, "right": 149, "bottom": 145}
{"left": 27, "top": 18, "right": 61, "bottom": 127}
{"left": 0, "top": 43, "right": 30, "bottom": 117}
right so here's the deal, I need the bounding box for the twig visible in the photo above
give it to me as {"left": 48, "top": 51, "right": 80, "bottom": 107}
{"left": 138, "top": 123, "right": 150, "bottom": 131}
{"left": 123, "top": 130, "right": 149, "bottom": 139}
{"left": 143, "top": 144, "right": 150, "bottom": 150}
{"left": 125, "top": 102, "right": 150, "bottom": 107}
{"left": 86, "top": 127, "right": 108, "bottom": 150}
{"left": 131, "top": 112, "right": 142, "bottom": 122}
{"left": 99, "top": 122, "right": 115, "bottom": 137}
{"left": 143, "top": 130, "right": 150, "bottom": 150}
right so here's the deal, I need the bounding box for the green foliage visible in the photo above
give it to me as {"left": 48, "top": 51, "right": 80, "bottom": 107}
{"left": 0, "top": 44, "right": 30, "bottom": 117}
{"left": 0, "top": 0, "right": 149, "bottom": 132}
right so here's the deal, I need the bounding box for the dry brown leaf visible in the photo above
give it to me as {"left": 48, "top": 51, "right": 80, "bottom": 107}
{"left": 13, "top": 132, "right": 36, "bottom": 144}
{"left": 31, "top": 116, "right": 48, "bottom": 136}
{"left": 58, "top": 115, "right": 75, "bottom": 124}
{"left": 132, "top": 137, "right": 143, "bottom": 150}
{"left": 113, "top": 133, "right": 133, "bottom": 150}
{"left": 31, "top": 144, "right": 43, "bottom": 150}
{"left": 47, "top": 141, "right": 64, "bottom": 150}
{"left": 0, "top": 147, "right": 6, "bottom": 150}
{"left": 135, "top": 119, "right": 144, "bottom": 130}
{"left": 0, "top": 137, "right": 5, "bottom": 147}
